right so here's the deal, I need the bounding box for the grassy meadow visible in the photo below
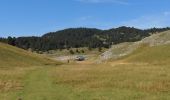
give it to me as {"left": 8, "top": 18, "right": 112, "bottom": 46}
{"left": 0, "top": 42, "right": 170, "bottom": 100}
{"left": 0, "top": 43, "right": 60, "bottom": 100}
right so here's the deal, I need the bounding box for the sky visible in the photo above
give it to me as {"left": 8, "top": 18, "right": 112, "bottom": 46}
{"left": 0, "top": 0, "right": 170, "bottom": 37}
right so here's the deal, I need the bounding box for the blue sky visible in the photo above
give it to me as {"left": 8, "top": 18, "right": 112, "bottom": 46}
{"left": 0, "top": 0, "right": 170, "bottom": 37}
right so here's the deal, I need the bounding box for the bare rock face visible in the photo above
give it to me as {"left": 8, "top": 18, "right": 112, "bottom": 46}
{"left": 97, "top": 42, "right": 140, "bottom": 63}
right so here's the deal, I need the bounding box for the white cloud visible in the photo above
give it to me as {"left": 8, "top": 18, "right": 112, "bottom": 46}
{"left": 76, "top": 0, "right": 129, "bottom": 5}
{"left": 121, "top": 12, "right": 170, "bottom": 29}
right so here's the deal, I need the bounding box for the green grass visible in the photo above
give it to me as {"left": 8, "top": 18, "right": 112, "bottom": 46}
{"left": 0, "top": 42, "right": 170, "bottom": 100}
{"left": 0, "top": 42, "right": 60, "bottom": 67}
{"left": 0, "top": 43, "right": 61, "bottom": 100}
{"left": 1, "top": 63, "right": 170, "bottom": 100}
{"left": 123, "top": 44, "right": 170, "bottom": 64}
{"left": 49, "top": 62, "right": 170, "bottom": 100}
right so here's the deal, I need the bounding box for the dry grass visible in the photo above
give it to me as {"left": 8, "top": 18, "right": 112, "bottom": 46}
{"left": 123, "top": 44, "right": 170, "bottom": 65}
{"left": 0, "top": 66, "right": 37, "bottom": 93}
{"left": 0, "top": 43, "right": 61, "bottom": 100}
{"left": 0, "top": 42, "right": 60, "bottom": 68}
{"left": 1, "top": 62, "right": 169, "bottom": 100}
{"left": 50, "top": 62, "right": 170, "bottom": 99}
{"left": 0, "top": 39, "right": 170, "bottom": 99}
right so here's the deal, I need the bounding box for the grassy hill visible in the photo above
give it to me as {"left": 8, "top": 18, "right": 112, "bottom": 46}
{"left": 99, "top": 30, "right": 170, "bottom": 62}
{"left": 123, "top": 44, "right": 170, "bottom": 64}
{"left": 0, "top": 42, "right": 59, "bottom": 67}
{"left": 122, "top": 30, "right": 170, "bottom": 64}
{"left": 0, "top": 42, "right": 60, "bottom": 100}
{"left": 0, "top": 30, "right": 170, "bottom": 100}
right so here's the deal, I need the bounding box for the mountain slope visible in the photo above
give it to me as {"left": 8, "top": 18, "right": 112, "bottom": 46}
{"left": 125, "top": 30, "right": 170, "bottom": 64}
{"left": 0, "top": 42, "right": 58, "bottom": 67}
{"left": 99, "top": 30, "right": 170, "bottom": 62}
{"left": 123, "top": 44, "right": 170, "bottom": 64}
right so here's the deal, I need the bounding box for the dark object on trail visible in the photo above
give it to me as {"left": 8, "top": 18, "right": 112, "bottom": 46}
{"left": 75, "top": 56, "right": 85, "bottom": 61}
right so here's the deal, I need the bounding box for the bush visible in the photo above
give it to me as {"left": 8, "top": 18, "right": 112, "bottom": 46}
{"left": 98, "top": 47, "right": 102, "bottom": 52}
{"left": 76, "top": 49, "right": 80, "bottom": 53}
{"left": 69, "top": 49, "right": 74, "bottom": 54}
{"left": 81, "top": 50, "right": 85, "bottom": 53}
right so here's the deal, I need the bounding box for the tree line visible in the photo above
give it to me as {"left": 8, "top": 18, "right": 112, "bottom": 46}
{"left": 0, "top": 26, "right": 170, "bottom": 52}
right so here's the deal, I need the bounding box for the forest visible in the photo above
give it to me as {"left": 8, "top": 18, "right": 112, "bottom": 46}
{"left": 0, "top": 26, "right": 170, "bottom": 51}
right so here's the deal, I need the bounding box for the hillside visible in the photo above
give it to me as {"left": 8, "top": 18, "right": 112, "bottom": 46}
{"left": 99, "top": 30, "right": 170, "bottom": 62}
{"left": 0, "top": 31, "right": 170, "bottom": 100}
{"left": 123, "top": 44, "right": 170, "bottom": 64}
{"left": 0, "top": 42, "right": 58, "bottom": 67}
{"left": 124, "top": 30, "right": 170, "bottom": 64}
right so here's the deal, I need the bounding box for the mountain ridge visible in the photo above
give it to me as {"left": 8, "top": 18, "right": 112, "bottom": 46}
{"left": 0, "top": 26, "right": 170, "bottom": 51}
